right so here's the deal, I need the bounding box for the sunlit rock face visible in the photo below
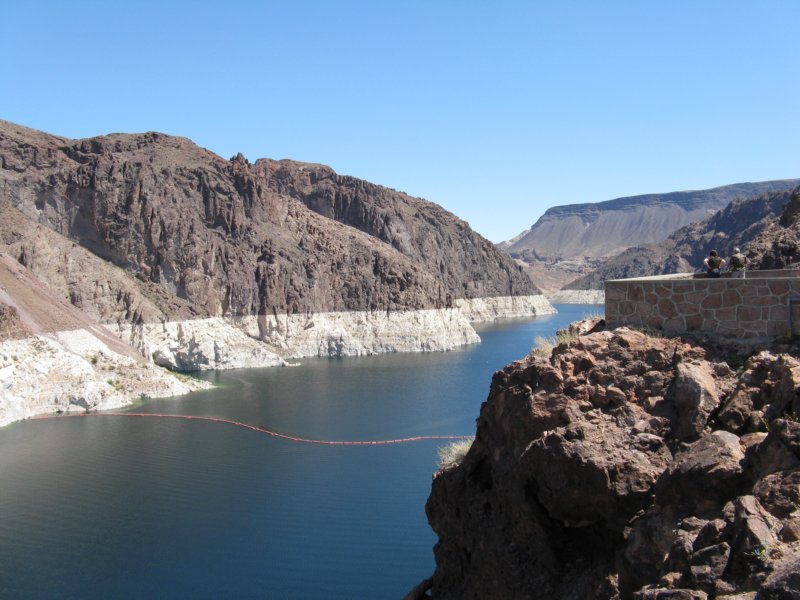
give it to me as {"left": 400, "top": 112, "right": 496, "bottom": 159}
{"left": 0, "top": 118, "right": 539, "bottom": 323}
{"left": 0, "top": 119, "right": 552, "bottom": 426}
{"left": 423, "top": 319, "right": 800, "bottom": 600}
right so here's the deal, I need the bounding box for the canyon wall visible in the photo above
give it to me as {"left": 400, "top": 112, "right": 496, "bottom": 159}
{"left": 0, "top": 119, "right": 538, "bottom": 321}
{"left": 0, "top": 119, "right": 558, "bottom": 426}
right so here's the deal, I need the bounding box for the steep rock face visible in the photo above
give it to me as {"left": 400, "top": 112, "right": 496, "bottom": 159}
{"left": 567, "top": 188, "right": 797, "bottom": 290}
{"left": 747, "top": 188, "right": 800, "bottom": 270}
{"left": 255, "top": 159, "right": 534, "bottom": 299}
{"left": 0, "top": 206, "right": 207, "bottom": 324}
{"left": 425, "top": 323, "right": 800, "bottom": 599}
{"left": 0, "top": 120, "right": 538, "bottom": 322}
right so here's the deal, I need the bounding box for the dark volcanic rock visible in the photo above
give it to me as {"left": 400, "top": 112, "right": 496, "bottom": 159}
{"left": 424, "top": 322, "right": 800, "bottom": 599}
{"left": 256, "top": 159, "right": 533, "bottom": 300}
{"left": 522, "top": 418, "right": 672, "bottom": 528}
{"left": 748, "top": 188, "right": 800, "bottom": 270}
{"left": 0, "top": 120, "right": 536, "bottom": 322}
{"left": 654, "top": 431, "right": 744, "bottom": 514}
{"left": 669, "top": 362, "right": 721, "bottom": 441}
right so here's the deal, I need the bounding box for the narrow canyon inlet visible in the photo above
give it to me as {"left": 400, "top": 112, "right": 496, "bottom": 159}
{"left": 0, "top": 306, "right": 596, "bottom": 599}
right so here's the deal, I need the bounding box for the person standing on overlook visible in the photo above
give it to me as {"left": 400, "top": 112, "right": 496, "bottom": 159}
{"left": 729, "top": 247, "right": 747, "bottom": 278}
{"left": 703, "top": 249, "right": 726, "bottom": 278}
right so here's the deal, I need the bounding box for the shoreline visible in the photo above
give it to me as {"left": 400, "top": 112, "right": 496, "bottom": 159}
{"left": 0, "top": 295, "right": 556, "bottom": 428}
{"left": 546, "top": 289, "right": 605, "bottom": 304}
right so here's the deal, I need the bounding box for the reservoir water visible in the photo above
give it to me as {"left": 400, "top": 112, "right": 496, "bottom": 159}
{"left": 0, "top": 305, "right": 597, "bottom": 599}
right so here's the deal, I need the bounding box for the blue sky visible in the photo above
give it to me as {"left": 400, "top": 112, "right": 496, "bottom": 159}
{"left": 3, "top": 1, "right": 798, "bottom": 242}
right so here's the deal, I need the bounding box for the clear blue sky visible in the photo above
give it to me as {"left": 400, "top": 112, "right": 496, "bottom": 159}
{"left": 3, "top": 1, "right": 798, "bottom": 242}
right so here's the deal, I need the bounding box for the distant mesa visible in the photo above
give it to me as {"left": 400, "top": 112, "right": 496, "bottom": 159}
{"left": 502, "top": 181, "right": 800, "bottom": 262}
{"left": 499, "top": 179, "right": 800, "bottom": 295}
{"left": 566, "top": 186, "right": 800, "bottom": 291}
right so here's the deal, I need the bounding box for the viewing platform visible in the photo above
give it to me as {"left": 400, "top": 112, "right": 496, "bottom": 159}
{"left": 605, "top": 270, "right": 800, "bottom": 339}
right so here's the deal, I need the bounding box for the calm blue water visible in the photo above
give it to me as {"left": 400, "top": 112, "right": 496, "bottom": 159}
{"left": 0, "top": 305, "right": 597, "bottom": 599}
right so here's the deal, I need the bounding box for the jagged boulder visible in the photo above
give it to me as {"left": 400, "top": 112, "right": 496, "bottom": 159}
{"left": 655, "top": 431, "right": 744, "bottom": 514}
{"left": 424, "top": 323, "right": 800, "bottom": 600}
{"left": 521, "top": 418, "right": 672, "bottom": 527}
{"left": 669, "top": 361, "right": 720, "bottom": 441}
{"left": 756, "top": 549, "right": 800, "bottom": 599}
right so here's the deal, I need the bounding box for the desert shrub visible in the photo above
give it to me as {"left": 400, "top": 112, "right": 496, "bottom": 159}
{"left": 532, "top": 328, "right": 581, "bottom": 357}
{"left": 438, "top": 437, "right": 474, "bottom": 470}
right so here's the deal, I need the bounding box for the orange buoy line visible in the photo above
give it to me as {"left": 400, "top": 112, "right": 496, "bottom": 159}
{"left": 31, "top": 412, "right": 472, "bottom": 446}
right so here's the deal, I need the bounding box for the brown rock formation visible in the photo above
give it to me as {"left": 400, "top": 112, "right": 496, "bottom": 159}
{"left": 0, "top": 205, "right": 206, "bottom": 325}
{"left": 0, "top": 119, "right": 536, "bottom": 325}
{"left": 747, "top": 188, "right": 800, "bottom": 270}
{"left": 424, "top": 321, "right": 800, "bottom": 599}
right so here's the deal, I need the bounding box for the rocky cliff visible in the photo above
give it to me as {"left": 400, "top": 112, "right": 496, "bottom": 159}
{"left": 0, "top": 119, "right": 555, "bottom": 425}
{"left": 567, "top": 187, "right": 799, "bottom": 290}
{"left": 421, "top": 320, "right": 800, "bottom": 599}
{"left": 747, "top": 188, "right": 800, "bottom": 270}
{"left": 0, "top": 120, "right": 552, "bottom": 356}
{"left": 0, "top": 119, "right": 537, "bottom": 318}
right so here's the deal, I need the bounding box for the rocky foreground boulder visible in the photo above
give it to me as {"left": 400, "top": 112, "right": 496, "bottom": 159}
{"left": 421, "top": 321, "right": 800, "bottom": 599}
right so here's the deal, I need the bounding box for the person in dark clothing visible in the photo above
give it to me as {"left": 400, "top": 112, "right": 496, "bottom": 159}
{"left": 703, "top": 249, "right": 725, "bottom": 278}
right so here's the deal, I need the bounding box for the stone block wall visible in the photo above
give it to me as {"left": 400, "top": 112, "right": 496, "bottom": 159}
{"left": 605, "top": 273, "right": 800, "bottom": 339}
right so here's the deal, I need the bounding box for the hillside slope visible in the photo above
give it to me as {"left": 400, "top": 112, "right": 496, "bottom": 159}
{"left": 502, "top": 181, "right": 800, "bottom": 262}
{"left": 0, "top": 120, "right": 554, "bottom": 425}
{"left": 748, "top": 188, "right": 800, "bottom": 270}
{"left": 567, "top": 187, "right": 798, "bottom": 290}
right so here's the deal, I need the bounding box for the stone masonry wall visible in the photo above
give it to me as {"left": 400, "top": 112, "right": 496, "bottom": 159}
{"left": 605, "top": 272, "right": 800, "bottom": 339}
